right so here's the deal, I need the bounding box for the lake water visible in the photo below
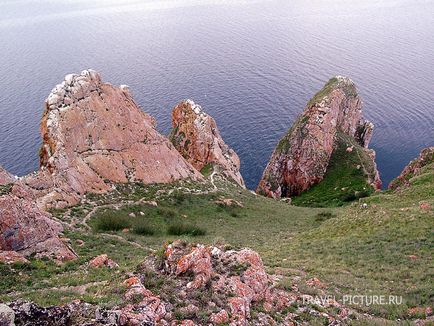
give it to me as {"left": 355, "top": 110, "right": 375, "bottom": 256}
{"left": 0, "top": 0, "right": 433, "bottom": 189}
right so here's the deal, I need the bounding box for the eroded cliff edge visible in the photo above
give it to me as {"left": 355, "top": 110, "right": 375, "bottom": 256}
{"left": 257, "top": 76, "right": 381, "bottom": 203}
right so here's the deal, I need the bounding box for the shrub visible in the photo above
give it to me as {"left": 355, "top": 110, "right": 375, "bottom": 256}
{"left": 167, "top": 222, "right": 206, "bottom": 236}
{"left": 156, "top": 207, "right": 177, "bottom": 220}
{"left": 132, "top": 220, "right": 155, "bottom": 236}
{"left": 94, "top": 211, "right": 131, "bottom": 231}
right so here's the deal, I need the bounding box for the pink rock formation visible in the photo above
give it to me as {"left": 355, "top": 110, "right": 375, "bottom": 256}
{"left": 389, "top": 147, "right": 434, "bottom": 190}
{"left": 0, "top": 166, "right": 76, "bottom": 261}
{"left": 23, "top": 70, "right": 202, "bottom": 209}
{"left": 257, "top": 76, "right": 381, "bottom": 198}
{"left": 170, "top": 100, "right": 245, "bottom": 187}
{"left": 0, "top": 166, "right": 14, "bottom": 184}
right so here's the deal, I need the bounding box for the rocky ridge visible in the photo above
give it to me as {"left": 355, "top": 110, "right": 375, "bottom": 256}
{"left": 23, "top": 70, "right": 202, "bottom": 209}
{"left": 257, "top": 76, "right": 381, "bottom": 199}
{"left": 389, "top": 147, "right": 434, "bottom": 190}
{"left": 170, "top": 100, "right": 245, "bottom": 187}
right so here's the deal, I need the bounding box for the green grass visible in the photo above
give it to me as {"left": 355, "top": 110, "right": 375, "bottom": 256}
{"left": 0, "top": 183, "right": 13, "bottom": 196}
{"left": 307, "top": 76, "right": 357, "bottom": 107}
{"left": 94, "top": 211, "right": 131, "bottom": 231}
{"left": 292, "top": 133, "right": 376, "bottom": 207}
{"left": 1, "top": 165, "right": 432, "bottom": 322}
{"left": 167, "top": 223, "right": 206, "bottom": 236}
{"left": 200, "top": 163, "right": 214, "bottom": 177}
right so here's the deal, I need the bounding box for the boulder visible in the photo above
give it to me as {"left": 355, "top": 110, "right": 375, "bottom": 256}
{"left": 88, "top": 254, "right": 119, "bottom": 269}
{"left": 389, "top": 147, "right": 434, "bottom": 190}
{"left": 170, "top": 100, "right": 245, "bottom": 187}
{"left": 257, "top": 76, "right": 381, "bottom": 198}
{"left": 24, "top": 70, "right": 202, "bottom": 209}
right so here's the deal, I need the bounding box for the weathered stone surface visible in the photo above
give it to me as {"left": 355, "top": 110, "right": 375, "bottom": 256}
{"left": 24, "top": 70, "right": 202, "bottom": 209}
{"left": 389, "top": 147, "right": 434, "bottom": 190}
{"left": 0, "top": 166, "right": 76, "bottom": 261}
{"left": 257, "top": 76, "right": 381, "bottom": 198}
{"left": 170, "top": 100, "right": 245, "bottom": 187}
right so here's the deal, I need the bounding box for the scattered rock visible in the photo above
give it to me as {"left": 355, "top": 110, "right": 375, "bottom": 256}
{"left": 89, "top": 254, "right": 119, "bottom": 269}
{"left": 306, "top": 277, "right": 325, "bottom": 288}
{"left": 257, "top": 76, "right": 381, "bottom": 198}
{"left": 419, "top": 202, "right": 431, "bottom": 210}
{"left": 214, "top": 197, "right": 244, "bottom": 208}
{"left": 408, "top": 255, "right": 418, "bottom": 261}
{"left": 170, "top": 99, "right": 245, "bottom": 187}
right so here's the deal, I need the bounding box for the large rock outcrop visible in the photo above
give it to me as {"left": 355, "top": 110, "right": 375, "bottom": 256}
{"left": 257, "top": 76, "right": 381, "bottom": 198}
{"left": 170, "top": 100, "right": 245, "bottom": 187}
{"left": 4, "top": 242, "right": 354, "bottom": 325}
{"left": 389, "top": 147, "right": 434, "bottom": 190}
{"left": 0, "top": 166, "right": 76, "bottom": 261}
{"left": 24, "top": 70, "right": 202, "bottom": 209}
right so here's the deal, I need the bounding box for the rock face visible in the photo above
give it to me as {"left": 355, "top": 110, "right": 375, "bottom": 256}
{"left": 0, "top": 166, "right": 14, "bottom": 185}
{"left": 24, "top": 70, "right": 202, "bottom": 209}
{"left": 0, "top": 166, "right": 76, "bottom": 261}
{"left": 257, "top": 76, "right": 381, "bottom": 198}
{"left": 389, "top": 147, "right": 434, "bottom": 190}
{"left": 170, "top": 100, "right": 245, "bottom": 187}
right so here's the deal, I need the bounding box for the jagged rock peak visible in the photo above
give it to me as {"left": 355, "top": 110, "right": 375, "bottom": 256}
{"left": 170, "top": 99, "right": 245, "bottom": 187}
{"left": 25, "top": 70, "right": 202, "bottom": 209}
{"left": 257, "top": 76, "right": 381, "bottom": 198}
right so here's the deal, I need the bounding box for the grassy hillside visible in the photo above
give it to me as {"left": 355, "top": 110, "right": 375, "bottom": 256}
{"left": 0, "top": 163, "right": 432, "bottom": 323}
{"left": 292, "top": 132, "right": 377, "bottom": 207}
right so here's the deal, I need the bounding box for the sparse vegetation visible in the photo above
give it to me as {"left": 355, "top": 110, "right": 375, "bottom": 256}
{"left": 292, "top": 132, "right": 376, "bottom": 207}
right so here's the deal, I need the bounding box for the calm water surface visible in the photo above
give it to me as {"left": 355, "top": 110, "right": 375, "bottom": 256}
{"left": 0, "top": 0, "right": 433, "bottom": 189}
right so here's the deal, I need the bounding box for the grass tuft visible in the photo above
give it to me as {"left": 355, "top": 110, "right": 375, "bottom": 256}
{"left": 94, "top": 212, "right": 131, "bottom": 231}
{"left": 167, "top": 222, "right": 206, "bottom": 236}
